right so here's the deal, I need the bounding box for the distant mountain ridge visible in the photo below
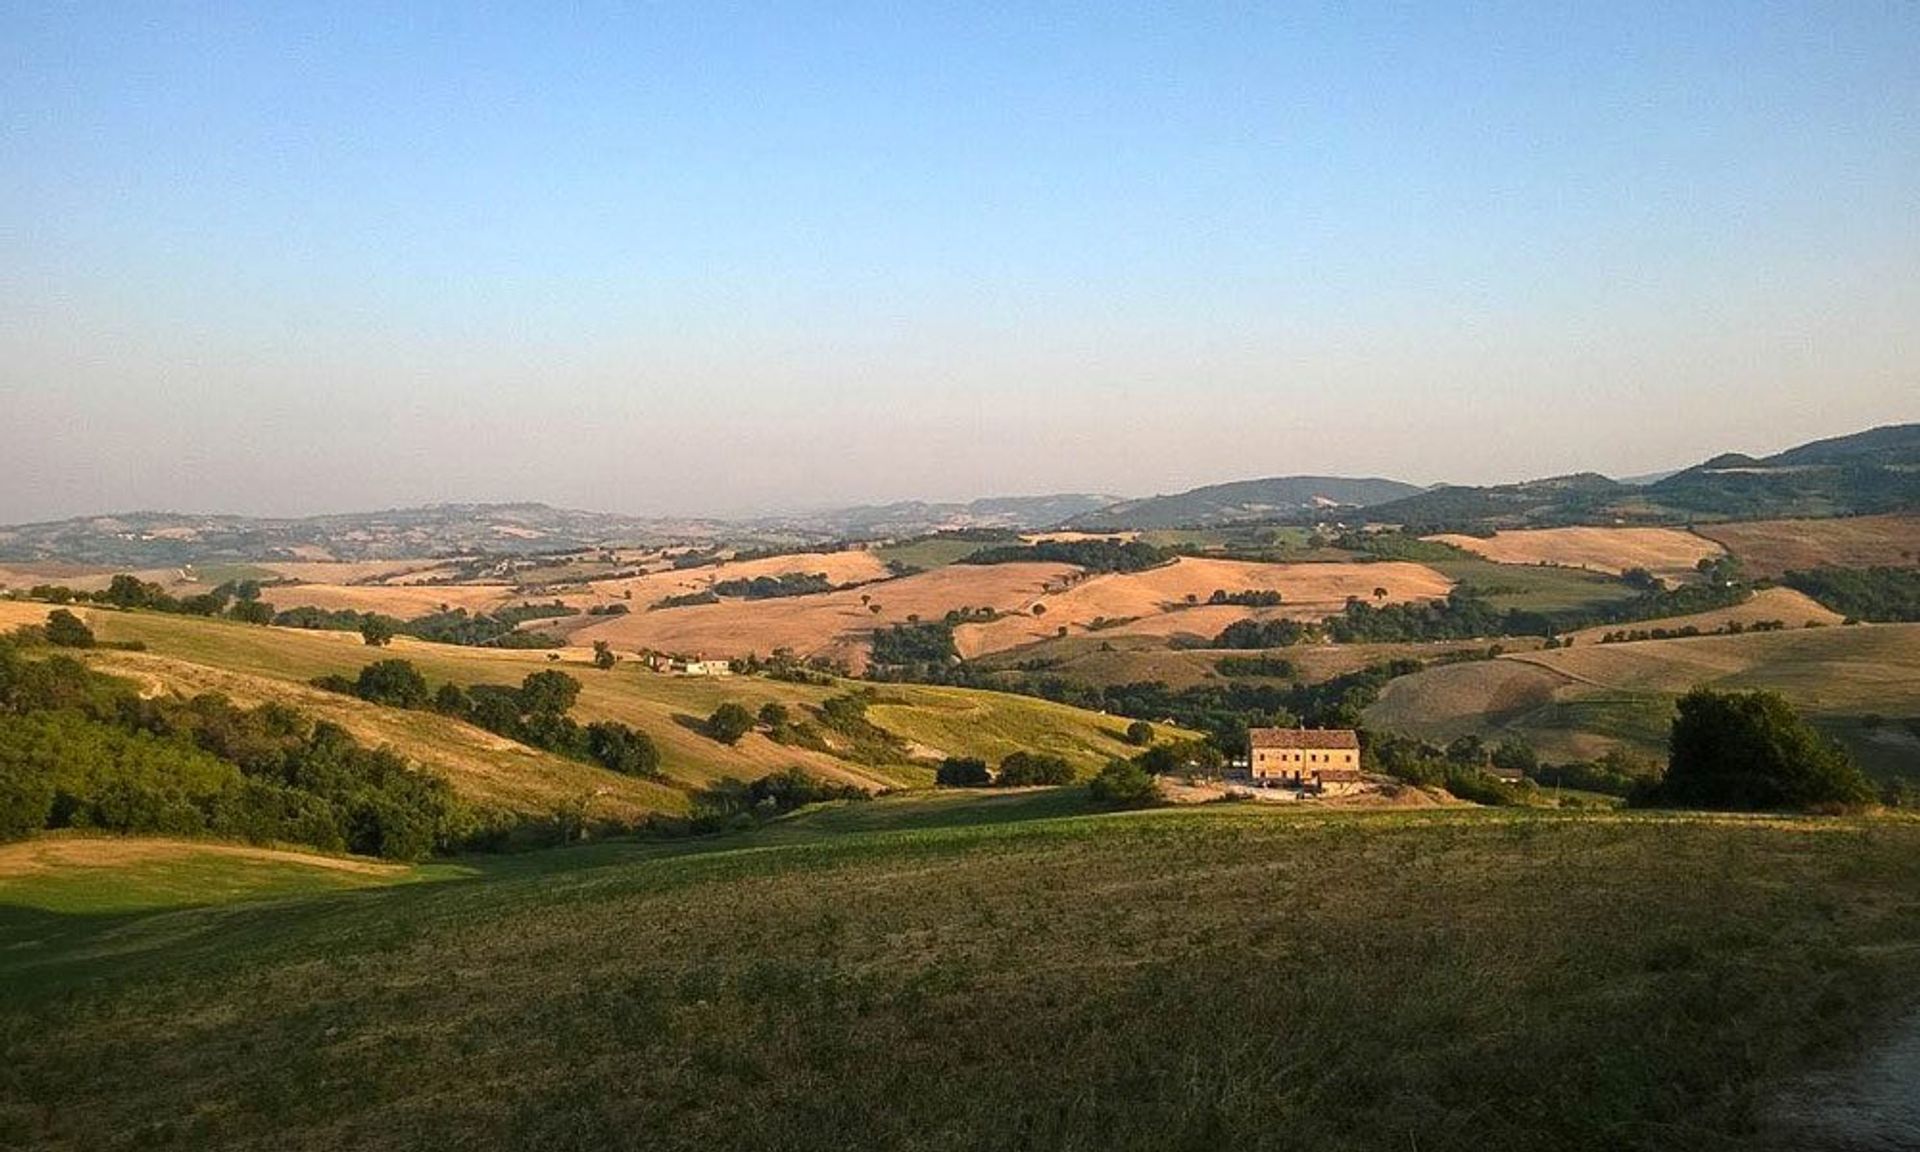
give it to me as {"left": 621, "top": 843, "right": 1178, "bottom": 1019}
{"left": 0, "top": 495, "right": 1122, "bottom": 567}
{"left": 1066, "top": 476, "right": 1423, "bottom": 530}
{"left": 1, "top": 423, "right": 1911, "bottom": 565}
{"left": 1366, "top": 424, "right": 1920, "bottom": 531}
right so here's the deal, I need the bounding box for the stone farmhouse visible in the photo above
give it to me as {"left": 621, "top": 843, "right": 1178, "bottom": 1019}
{"left": 1248, "top": 728, "right": 1364, "bottom": 795}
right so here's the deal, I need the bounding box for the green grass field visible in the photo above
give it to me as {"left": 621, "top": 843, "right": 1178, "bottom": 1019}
{"left": 1424, "top": 554, "right": 1643, "bottom": 614}
{"left": 3, "top": 799, "right": 1918, "bottom": 1150}
{"left": 870, "top": 536, "right": 991, "bottom": 570}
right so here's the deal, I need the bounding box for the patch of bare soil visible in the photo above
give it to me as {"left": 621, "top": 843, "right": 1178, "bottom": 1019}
{"left": 1766, "top": 1008, "right": 1920, "bottom": 1150}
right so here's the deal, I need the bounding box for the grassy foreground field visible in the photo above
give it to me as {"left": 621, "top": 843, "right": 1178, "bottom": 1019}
{"left": 3, "top": 800, "right": 1919, "bottom": 1150}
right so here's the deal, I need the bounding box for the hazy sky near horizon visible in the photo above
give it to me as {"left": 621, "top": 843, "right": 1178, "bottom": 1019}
{"left": 3, "top": 3, "right": 1916, "bottom": 522}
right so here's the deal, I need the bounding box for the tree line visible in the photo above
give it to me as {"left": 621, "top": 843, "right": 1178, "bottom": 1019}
{"left": 314, "top": 660, "right": 663, "bottom": 778}
{"left": 0, "top": 634, "right": 466, "bottom": 858}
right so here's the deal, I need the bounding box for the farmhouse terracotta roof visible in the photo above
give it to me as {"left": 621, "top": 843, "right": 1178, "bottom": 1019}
{"left": 1248, "top": 728, "right": 1360, "bottom": 750}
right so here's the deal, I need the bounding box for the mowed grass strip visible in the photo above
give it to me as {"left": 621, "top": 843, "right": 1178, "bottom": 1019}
{"left": 0, "top": 835, "right": 438, "bottom": 914}
{"left": 3, "top": 806, "right": 1918, "bottom": 1151}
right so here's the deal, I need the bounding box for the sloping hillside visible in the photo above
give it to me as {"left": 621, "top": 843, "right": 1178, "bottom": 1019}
{"left": 49, "top": 607, "right": 1151, "bottom": 809}
{"left": 1693, "top": 514, "right": 1920, "bottom": 576}
{"left": 1423, "top": 526, "right": 1723, "bottom": 581}
{"left": 955, "top": 557, "right": 1455, "bottom": 655}
{"left": 1069, "top": 476, "right": 1421, "bottom": 530}
{"left": 1365, "top": 623, "right": 1920, "bottom": 762}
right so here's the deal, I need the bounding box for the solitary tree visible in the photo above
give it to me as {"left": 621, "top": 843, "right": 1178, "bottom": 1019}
{"left": 44, "top": 609, "right": 94, "bottom": 649}
{"left": 592, "top": 640, "right": 617, "bottom": 671}
{"left": 1650, "top": 687, "right": 1872, "bottom": 811}
{"left": 1088, "top": 760, "right": 1160, "bottom": 807}
{"left": 1124, "top": 719, "right": 1155, "bottom": 746}
{"left": 706, "top": 702, "right": 755, "bottom": 745}
{"left": 360, "top": 616, "right": 396, "bottom": 647}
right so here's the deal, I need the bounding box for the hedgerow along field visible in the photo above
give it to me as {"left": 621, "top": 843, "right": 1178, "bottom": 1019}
{"left": 3, "top": 798, "right": 1918, "bottom": 1151}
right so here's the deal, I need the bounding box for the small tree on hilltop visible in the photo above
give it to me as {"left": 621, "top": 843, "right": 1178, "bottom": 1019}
{"left": 360, "top": 616, "right": 396, "bottom": 647}
{"left": 1124, "top": 720, "right": 1154, "bottom": 746}
{"left": 1647, "top": 687, "right": 1873, "bottom": 811}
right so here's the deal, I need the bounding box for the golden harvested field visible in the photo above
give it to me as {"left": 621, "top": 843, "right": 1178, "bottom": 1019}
{"left": 585, "top": 550, "right": 894, "bottom": 605}
{"left": 0, "top": 565, "right": 178, "bottom": 594}
{"left": 257, "top": 559, "right": 459, "bottom": 585}
{"left": 1426, "top": 526, "right": 1724, "bottom": 580}
{"left": 1694, "top": 514, "right": 1920, "bottom": 576}
{"left": 573, "top": 562, "right": 1077, "bottom": 666}
{"left": 0, "top": 600, "right": 68, "bottom": 630}
{"left": 955, "top": 558, "right": 1454, "bottom": 655}
{"left": 260, "top": 581, "right": 521, "bottom": 617}
{"left": 0, "top": 836, "right": 406, "bottom": 882}
{"left": 1564, "top": 585, "right": 1844, "bottom": 642}
{"left": 972, "top": 632, "right": 1543, "bottom": 689}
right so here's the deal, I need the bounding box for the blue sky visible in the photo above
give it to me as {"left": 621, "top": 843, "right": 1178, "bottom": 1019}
{"left": 2, "top": 2, "right": 1916, "bottom": 519}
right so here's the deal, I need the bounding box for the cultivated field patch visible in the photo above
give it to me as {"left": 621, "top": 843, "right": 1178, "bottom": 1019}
{"left": 1693, "top": 514, "right": 1920, "bottom": 577}
{"left": 1425, "top": 526, "right": 1724, "bottom": 580}
{"left": 956, "top": 558, "right": 1454, "bottom": 655}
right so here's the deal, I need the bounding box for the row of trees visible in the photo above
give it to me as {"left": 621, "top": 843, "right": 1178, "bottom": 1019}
{"left": 934, "top": 751, "right": 1076, "bottom": 788}
{"left": 276, "top": 604, "right": 571, "bottom": 649}
{"left": 710, "top": 572, "right": 837, "bottom": 600}
{"left": 19, "top": 574, "right": 278, "bottom": 625}
{"left": 315, "top": 661, "right": 663, "bottom": 778}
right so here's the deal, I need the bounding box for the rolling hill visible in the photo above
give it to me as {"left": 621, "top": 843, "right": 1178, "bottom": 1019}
{"left": 1364, "top": 623, "right": 1920, "bottom": 770}
{"left": 38, "top": 606, "right": 1158, "bottom": 815}
{"left": 1066, "top": 476, "right": 1423, "bottom": 530}
{"left": 1358, "top": 425, "right": 1920, "bottom": 531}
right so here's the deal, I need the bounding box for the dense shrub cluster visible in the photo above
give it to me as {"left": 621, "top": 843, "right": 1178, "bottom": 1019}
{"left": 957, "top": 539, "right": 1172, "bottom": 573}
{"left": 869, "top": 621, "right": 957, "bottom": 668}
{"left": 711, "top": 572, "right": 836, "bottom": 599}
{"left": 1782, "top": 566, "right": 1920, "bottom": 622}
{"left": 1640, "top": 688, "right": 1873, "bottom": 811}
{"left": 686, "top": 767, "right": 868, "bottom": 832}
{"left": 0, "top": 639, "right": 464, "bottom": 857}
